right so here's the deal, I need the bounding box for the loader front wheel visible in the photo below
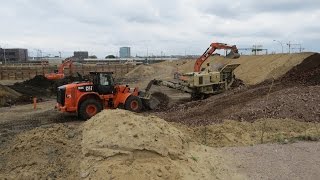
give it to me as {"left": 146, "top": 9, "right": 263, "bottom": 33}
{"left": 125, "top": 96, "right": 142, "bottom": 112}
{"left": 79, "top": 99, "right": 103, "bottom": 120}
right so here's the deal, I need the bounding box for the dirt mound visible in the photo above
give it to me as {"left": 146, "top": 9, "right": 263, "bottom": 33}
{"left": 22, "top": 75, "right": 53, "bottom": 88}
{"left": 9, "top": 75, "right": 81, "bottom": 97}
{"left": 229, "top": 86, "right": 320, "bottom": 122}
{"left": 0, "top": 124, "right": 81, "bottom": 179}
{"left": 280, "top": 53, "right": 320, "bottom": 85}
{"left": 9, "top": 75, "right": 54, "bottom": 97}
{"left": 156, "top": 83, "right": 320, "bottom": 126}
{"left": 0, "top": 84, "right": 21, "bottom": 107}
{"left": 80, "top": 110, "right": 239, "bottom": 179}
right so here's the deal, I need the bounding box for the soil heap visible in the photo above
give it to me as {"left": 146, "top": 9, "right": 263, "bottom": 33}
{"left": 9, "top": 75, "right": 82, "bottom": 98}
{"left": 0, "top": 84, "right": 21, "bottom": 107}
{"left": 9, "top": 75, "right": 54, "bottom": 97}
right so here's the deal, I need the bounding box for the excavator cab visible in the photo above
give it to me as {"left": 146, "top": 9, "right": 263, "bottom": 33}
{"left": 90, "top": 72, "right": 115, "bottom": 95}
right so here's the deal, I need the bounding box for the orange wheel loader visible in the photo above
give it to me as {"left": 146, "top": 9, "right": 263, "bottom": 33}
{"left": 56, "top": 72, "right": 156, "bottom": 120}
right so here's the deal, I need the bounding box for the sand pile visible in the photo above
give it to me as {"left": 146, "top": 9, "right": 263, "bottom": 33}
{"left": 0, "top": 124, "right": 81, "bottom": 179}
{"left": 124, "top": 64, "right": 176, "bottom": 88}
{"left": 178, "top": 53, "right": 315, "bottom": 85}
{"left": 80, "top": 109, "right": 239, "bottom": 179}
{"left": 125, "top": 65, "right": 155, "bottom": 80}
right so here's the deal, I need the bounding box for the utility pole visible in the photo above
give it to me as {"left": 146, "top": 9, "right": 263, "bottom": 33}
{"left": 273, "top": 40, "right": 283, "bottom": 53}
{"left": 287, "top": 41, "right": 291, "bottom": 53}
{"left": 3, "top": 48, "right": 6, "bottom": 65}
{"left": 146, "top": 47, "right": 148, "bottom": 64}
{"left": 1, "top": 45, "right": 7, "bottom": 65}
{"left": 287, "top": 42, "right": 302, "bottom": 53}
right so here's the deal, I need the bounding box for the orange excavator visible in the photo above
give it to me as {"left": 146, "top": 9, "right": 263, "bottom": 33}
{"left": 45, "top": 58, "right": 74, "bottom": 80}
{"left": 174, "top": 42, "right": 240, "bottom": 79}
{"left": 193, "top": 42, "right": 240, "bottom": 72}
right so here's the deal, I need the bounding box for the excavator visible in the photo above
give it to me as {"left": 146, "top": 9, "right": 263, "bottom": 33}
{"left": 148, "top": 42, "right": 241, "bottom": 100}
{"left": 45, "top": 58, "right": 74, "bottom": 80}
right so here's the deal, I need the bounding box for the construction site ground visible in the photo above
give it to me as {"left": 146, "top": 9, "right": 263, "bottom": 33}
{"left": 0, "top": 52, "right": 319, "bottom": 179}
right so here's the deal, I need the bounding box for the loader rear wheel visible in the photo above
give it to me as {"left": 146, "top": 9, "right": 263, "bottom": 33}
{"left": 79, "top": 99, "right": 103, "bottom": 120}
{"left": 125, "top": 96, "right": 142, "bottom": 112}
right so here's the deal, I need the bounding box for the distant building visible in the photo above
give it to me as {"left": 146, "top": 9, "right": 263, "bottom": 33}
{"left": 0, "top": 48, "right": 28, "bottom": 62}
{"left": 119, "top": 47, "right": 131, "bottom": 58}
{"left": 74, "top": 51, "right": 89, "bottom": 60}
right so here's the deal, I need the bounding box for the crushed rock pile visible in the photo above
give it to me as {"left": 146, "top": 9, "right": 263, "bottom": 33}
{"left": 280, "top": 53, "right": 320, "bottom": 85}
{"left": 80, "top": 109, "right": 240, "bottom": 179}
{"left": 157, "top": 84, "right": 320, "bottom": 126}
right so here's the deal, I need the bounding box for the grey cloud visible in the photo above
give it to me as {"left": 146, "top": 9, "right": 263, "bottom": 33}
{"left": 0, "top": 0, "right": 319, "bottom": 57}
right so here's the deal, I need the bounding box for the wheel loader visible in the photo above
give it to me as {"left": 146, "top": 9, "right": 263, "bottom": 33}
{"left": 147, "top": 42, "right": 241, "bottom": 100}
{"left": 56, "top": 72, "right": 156, "bottom": 119}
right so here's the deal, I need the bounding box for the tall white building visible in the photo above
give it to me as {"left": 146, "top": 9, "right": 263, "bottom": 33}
{"left": 119, "top": 47, "right": 131, "bottom": 58}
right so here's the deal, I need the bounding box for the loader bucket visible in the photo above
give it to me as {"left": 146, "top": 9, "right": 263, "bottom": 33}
{"left": 226, "top": 50, "right": 240, "bottom": 59}
{"left": 142, "top": 92, "right": 169, "bottom": 110}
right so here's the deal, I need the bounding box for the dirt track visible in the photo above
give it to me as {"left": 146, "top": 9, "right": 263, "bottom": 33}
{"left": 224, "top": 141, "right": 320, "bottom": 180}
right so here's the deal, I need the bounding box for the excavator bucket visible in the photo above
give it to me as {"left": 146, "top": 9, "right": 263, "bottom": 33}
{"left": 226, "top": 50, "right": 240, "bottom": 59}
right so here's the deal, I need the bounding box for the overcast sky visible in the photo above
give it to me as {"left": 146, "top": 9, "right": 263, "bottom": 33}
{"left": 0, "top": 0, "right": 319, "bottom": 58}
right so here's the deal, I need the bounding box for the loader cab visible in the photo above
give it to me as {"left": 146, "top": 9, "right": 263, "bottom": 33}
{"left": 90, "top": 72, "right": 115, "bottom": 94}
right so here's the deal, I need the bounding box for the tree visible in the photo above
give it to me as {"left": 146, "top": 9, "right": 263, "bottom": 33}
{"left": 105, "top": 55, "right": 116, "bottom": 59}
{"left": 89, "top": 55, "right": 97, "bottom": 59}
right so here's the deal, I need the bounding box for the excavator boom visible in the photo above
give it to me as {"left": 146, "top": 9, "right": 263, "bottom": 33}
{"left": 194, "top": 42, "right": 240, "bottom": 72}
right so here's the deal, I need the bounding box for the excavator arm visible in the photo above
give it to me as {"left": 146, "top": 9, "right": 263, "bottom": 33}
{"left": 194, "top": 42, "right": 240, "bottom": 72}
{"left": 57, "top": 58, "right": 74, "bottom": 74}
